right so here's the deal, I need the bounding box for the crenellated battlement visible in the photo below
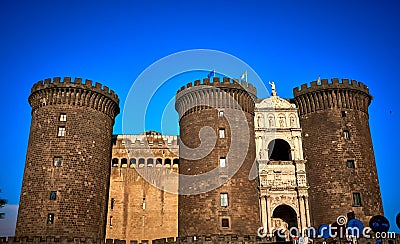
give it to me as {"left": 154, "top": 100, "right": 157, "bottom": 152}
{"left": 293, "top": 78, "right": 370, "bottom": 96}
{"left": 175, "top": 77, "right": 257, "bottom": 119}
{"left": 293, "top": 78, "right": 373, "bottom": 116}
{"left": 112, "top": 134, "right": 179, "bottom": 148}
{"left": 176, "top": 77, "right": 257, "bottom": 97}
{"left": 31, "top": 77, "right": 119, "bottom": 102}
{"left": 28, "top": 76, "right": 120, "bottom": 119}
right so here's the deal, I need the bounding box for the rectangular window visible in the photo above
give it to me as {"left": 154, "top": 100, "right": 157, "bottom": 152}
{"left": 109, "top": 216, "right": 113, "bottom": 228}
{"left": 341, "top": 111, "right": 346, "bottom": 118}
{"left": 53, "top": 157, "right": 62, "bottom": 167}
{"left": 111, "top": 198, "right": 115, "bottom": 209}
{"left": 221, "top": 218, "right": 230, "bottom": 228}
{"left": 343, "top": 130, "right": 350, "bottom": 140}
{"left": 220, "top": 193, "right": 228, "bottom": 207}
{"left": 50, "top": 191, "right": 57, "bottom": 200}
{"left": 219, "top": 157, "right": 226, "bottom": 168}
{"left": 59, "top": 113, "right": 67, "bottom": 122}
{"left": 219, "top": 111, "right": 224, "bottom": 117}
{"left": 219, "top": 128, "right": 225, "bottom": 138}
{"left": 47, "top": 213, "right": 54, "bottom": 224}
{"left": 57, "top": 126, "right": 66, "bottom": 137}
{"left": 347, "top": 160, "right": 355, "bottom": 169}
{"left": 353, "top": 192, "right": 362, "bottom": 206}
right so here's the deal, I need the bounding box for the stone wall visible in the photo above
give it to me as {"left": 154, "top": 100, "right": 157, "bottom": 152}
{"left": 16, "top": 77, "right": 119, "bottom": 239}
{"left": 293, "top": 78, "right": 383, "bottom": 227}
{"left": 175, "top": 78, "right": 261, "bottom": 236}
{"left": 105, "top": 134, "right": 179, "bottom": 243}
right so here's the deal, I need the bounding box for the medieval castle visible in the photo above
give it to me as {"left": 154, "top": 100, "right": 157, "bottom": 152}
{"left": 3, "top": 75, "right": 387, "bottom": 243}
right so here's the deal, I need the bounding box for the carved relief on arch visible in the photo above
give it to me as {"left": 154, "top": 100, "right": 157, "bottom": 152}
{"left": 278, "top": 113, "right": 286, "bottom": 128}
{"left": 289, "top": 113, "right": 296, "bottom": 127}
{"left": 256, "top": 114, "right": 264, "bottom": 128}
{"left": 267, "top": 114, "right": 275, "bottom": 127}
{"left": 270, "top": 198, "right": 298, "bottom": 210}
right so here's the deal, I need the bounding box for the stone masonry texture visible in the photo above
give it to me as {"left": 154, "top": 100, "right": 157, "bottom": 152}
{"left": 175, "top": 77, "right": 261, "bottom": 237}
{"left": 15, "top": 77, "right": 120, "bottom": 240}
{"left": 293, "top": 78, "right": 383, "bottom": 227}
{"left": 10, "top": 76, "right": 387, "bottom": 244}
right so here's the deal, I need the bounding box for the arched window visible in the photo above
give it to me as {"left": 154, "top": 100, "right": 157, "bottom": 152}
{"left": 165, "top": 158, "right": 171, "bottom": 167}
{"left": 268, "top": 139, "right": 291, "bottom": 161}
{"left": 112, "top": 158, "right": 119, "bottom": 167}
{"left": 147, "top": 158, "right": 154, "bottom": 167}
{"left": 121, "top": 158, "right": 128, "bottom": 167}
{"left": 138, "top": 158, "right": 145, "bottom": 167}
{"left": 343, "top": 130, "right": 350, "bottom": 140}
{"left": 156, "top": 158, "right": 162, "bottom": 166}
{"left": 129, "top": 158, "right": 136, "bottom": 168}
{"left": 173, "top": 158, "right": 179, "bottom": 167}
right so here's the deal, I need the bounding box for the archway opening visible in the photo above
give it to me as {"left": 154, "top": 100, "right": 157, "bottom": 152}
{"left": 272, "top": 204, "right": 298, "bottom": 230}
{"left": 268, "top": 139, "right": 291, "bottom": 161}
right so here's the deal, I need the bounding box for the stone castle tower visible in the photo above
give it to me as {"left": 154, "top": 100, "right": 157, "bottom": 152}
{"left": 293, "top": 78, "right": 383, "bottom": 226}
{"left": 10, "top": 75, "right": 387, "bottom": 244}
{"left": 16, "top": 77, "right": 119, "bottom": 240}
{"left": 175, "top": 77, "right": 261, "bottom": 236}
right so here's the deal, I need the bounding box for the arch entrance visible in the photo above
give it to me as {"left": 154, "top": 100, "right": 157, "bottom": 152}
{"left": 272, "top": 205, "right": 298, "bottom": 241}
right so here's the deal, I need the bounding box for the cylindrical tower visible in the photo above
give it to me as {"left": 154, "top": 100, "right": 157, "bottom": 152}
{"left": 16, "top": 77, "right": 120, "bottom": 240}
{"left": 175, "top": 77, "right": 260, "bottom": 237}
{"left": 293, "top": 78, "right": 383, "bottom": 227}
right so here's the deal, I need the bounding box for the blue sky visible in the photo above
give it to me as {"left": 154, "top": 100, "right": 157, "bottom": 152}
{"left": 0, "top": 0, "right": 399, "bottom": 235}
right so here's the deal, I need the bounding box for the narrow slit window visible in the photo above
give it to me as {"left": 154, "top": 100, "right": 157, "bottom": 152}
{"left": 219, "top": 128, "right": 225, "bottom": 138}
{"left": 220, "top": 193, "right": 228, "bottom": 207}
{"left": 341, "top": 111, "right": 346, "bottom": 118}
{"left": 343, "top": 130, "right": 350, "bottom": 140}
{"left": 221, "top": 218, "right": 230, "bottom": 228}
{"left": 111, "top": 198, "right": 115, "bottom": 210}
{"left": 47, "top": 213, "right": 54, "bottom": 224}
{"left": 53, "top": 157, "right": 62, "bottom": 167}
{"left": 59, "top": 113, "right": 67, "bottom": 122}
{"left": 49, "top": 191, "right": 57, "bottom": 200}
{"left": 57, "top": 126, "right": 66, "bottom": 137}
{"left": 220, "top": 157, "right": 226, "bottom": 168}
{"left": 347, "top": 160, "right": 355, "bottom": 169}
{"left": 353, "top": 192, "right": 362, "bottom": 206}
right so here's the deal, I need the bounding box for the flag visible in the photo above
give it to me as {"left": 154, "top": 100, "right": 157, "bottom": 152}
{"left": 317, "top": 75, "right": 321, "bottom": 84}
{"left": 240, "top": 71, "right": 247, "bottom": 82}
{"left": 207, "top": 69, "right": 216, "bottom": 78}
